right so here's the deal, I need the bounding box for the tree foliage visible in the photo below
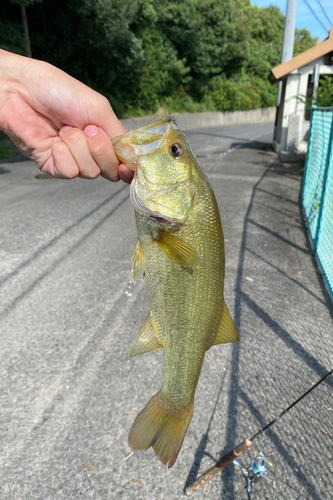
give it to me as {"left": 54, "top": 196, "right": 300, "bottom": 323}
{"left": 0, "top": 0, "right": 318, "bottom": 117}
{"left": 294, "top": 29, "right": 318, "bottom": 56}
{"left": 315, "top": 75, "right": 333, "bottom": 107}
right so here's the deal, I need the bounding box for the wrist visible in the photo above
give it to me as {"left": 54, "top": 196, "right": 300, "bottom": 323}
{"left": 0, "top": 50, "right": 33, "bottom": 133}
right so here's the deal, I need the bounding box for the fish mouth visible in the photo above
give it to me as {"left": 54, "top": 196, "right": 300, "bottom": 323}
{"left": 112, "top": 116, "right": 178, "bottom": 170}
{"left": 149, "top": 216, "right": 172, "bottom": 225}
{"left": 130, "top": 180, "right": 181, "bottom": 225}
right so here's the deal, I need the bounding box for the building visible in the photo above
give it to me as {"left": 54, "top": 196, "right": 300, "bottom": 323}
{"left": 269, "top": 27, "right": 333, "bottom": 153}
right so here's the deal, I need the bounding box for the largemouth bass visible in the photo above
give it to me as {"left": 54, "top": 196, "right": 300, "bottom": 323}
{"left": 112, "top": 116, "right": 238, "bottom": 468}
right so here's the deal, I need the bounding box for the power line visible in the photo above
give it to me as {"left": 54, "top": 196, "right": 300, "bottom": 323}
{"left": 315, "top": 0, "right": 333, "bottom": 29}
{"left": 303, "top": 0, "right": 330, "bottom": 35}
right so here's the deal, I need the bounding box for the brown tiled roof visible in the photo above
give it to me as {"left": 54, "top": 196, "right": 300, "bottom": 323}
{"left": 269, "top": 27, "right": 333, "bottom": 83}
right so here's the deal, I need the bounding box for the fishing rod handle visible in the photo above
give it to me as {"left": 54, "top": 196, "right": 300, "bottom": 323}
{"left": 184, "top": 439, "right": 252, "bottom": 496}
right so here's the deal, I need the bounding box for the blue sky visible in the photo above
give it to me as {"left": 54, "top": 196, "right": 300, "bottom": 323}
{"left": 250, "top": 0, "right": 333, "bottom": 40}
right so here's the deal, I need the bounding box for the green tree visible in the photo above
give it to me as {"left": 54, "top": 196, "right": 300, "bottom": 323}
{"left": 133, "top": 28, "right": 190, "bottom": 115}
{"left": 294, "top": 29, "right": 318, "bottom": 56}
{"left": 0, "top": 18, "right": 26, "bottom": 55}
{"left": 1, "top": 0, "right": 314, "bottom": 117}
{"left": 243, "top": 6, "right": 285, "bottom": 79}
{"left": 158, "top": 0, "right": 238, "bottom": 98}
{"left": 315, "top": 75, "right": 333, "bottom": 107}
{"left": 24, "top": 0, "right": 145, "bottom": 115}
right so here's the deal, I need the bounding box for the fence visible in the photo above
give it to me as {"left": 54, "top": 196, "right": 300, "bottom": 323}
{"left": 302, "top": 106, "right": 333, "bottom": 301}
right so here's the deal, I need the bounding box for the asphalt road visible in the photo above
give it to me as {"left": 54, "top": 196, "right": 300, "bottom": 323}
{"left": 0, "top": 122, "right": 332, "bottom": 500}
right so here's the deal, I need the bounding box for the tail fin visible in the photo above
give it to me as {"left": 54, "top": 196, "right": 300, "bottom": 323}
{"left": 128, "top": 391, "right": 194, "bottom": 468}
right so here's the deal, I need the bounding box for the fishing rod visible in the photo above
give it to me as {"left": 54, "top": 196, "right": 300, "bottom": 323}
{"left": 185, "top": 368, "right": 333, "bottom": 496}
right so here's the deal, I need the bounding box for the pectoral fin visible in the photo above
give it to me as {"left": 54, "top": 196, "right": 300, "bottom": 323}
{"left": 154, "top": 231, "right": 200, "bottom": 269}
{"left": 129, "top": 314, "right": 163, "bottom": 357}
{"left": 212, "top": 301, "right": 239, "bottom": 346}
{"left": 132, "top": 240, "right": 145, "bottom": 283}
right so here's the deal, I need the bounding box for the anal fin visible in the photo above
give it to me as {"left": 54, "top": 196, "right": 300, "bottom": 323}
{"left": 129, "top": 313, "right": 163, "bottom": 357}
{"left": 212, "top": 301, "right": 239, "bottom": 346}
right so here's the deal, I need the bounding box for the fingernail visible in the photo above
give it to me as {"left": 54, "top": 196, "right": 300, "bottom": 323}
{"left": 60, "top": 125, "right": 72, "bottom": 133}
{"left": 84, "top": 125, "right": 99, "bottom": 138}
{"left": 52, "top": 136, "right": 61, "bottom": 143}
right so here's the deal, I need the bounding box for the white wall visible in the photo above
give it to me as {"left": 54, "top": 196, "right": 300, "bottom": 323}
{"left": 275, "top": 56, "right": 332, "bottom": 152}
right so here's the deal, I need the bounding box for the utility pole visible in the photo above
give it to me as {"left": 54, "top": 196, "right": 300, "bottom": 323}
{"left": 281, "top": 0, "right": 297, "bottom": 65}
{"left": 274, "top": 0, "right": 297, "bottom": 140}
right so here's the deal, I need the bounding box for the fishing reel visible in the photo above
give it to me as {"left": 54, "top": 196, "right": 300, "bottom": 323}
{"left": 233, "top": 452, "right": 273, "bottom": 499}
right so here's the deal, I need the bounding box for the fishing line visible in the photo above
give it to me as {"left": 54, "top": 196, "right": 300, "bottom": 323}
{"left": 250, "top": 367, "right": 333, "bottom": 441}
{"left": 185, "top": 368, "right": 333, "bottom": 496}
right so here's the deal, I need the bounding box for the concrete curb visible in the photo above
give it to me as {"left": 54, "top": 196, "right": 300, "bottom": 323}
{"left": 120, "top": 107, "right": 276, "bottom": 131}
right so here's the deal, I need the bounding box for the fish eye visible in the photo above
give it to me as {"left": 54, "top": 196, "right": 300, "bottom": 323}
{"left": 170, "top": 143, "right": 183, "bottom": 158}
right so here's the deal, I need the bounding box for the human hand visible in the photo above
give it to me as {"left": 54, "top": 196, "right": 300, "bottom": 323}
{"left": 0, "top": 49, "right": 133, "bottom": 183}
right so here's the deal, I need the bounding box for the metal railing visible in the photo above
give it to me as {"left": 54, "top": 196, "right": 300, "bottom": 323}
{"left": 302, "top": 106, "right": 333, "bottom": 301}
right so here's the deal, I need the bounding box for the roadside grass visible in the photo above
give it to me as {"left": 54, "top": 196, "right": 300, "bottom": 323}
{"left": 0, "top": 131, "right": 21, "bottom": 161}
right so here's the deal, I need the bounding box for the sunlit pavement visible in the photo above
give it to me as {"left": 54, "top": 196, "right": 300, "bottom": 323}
{"left": 0, "top": 122, "right": 332, "bottom": 499}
